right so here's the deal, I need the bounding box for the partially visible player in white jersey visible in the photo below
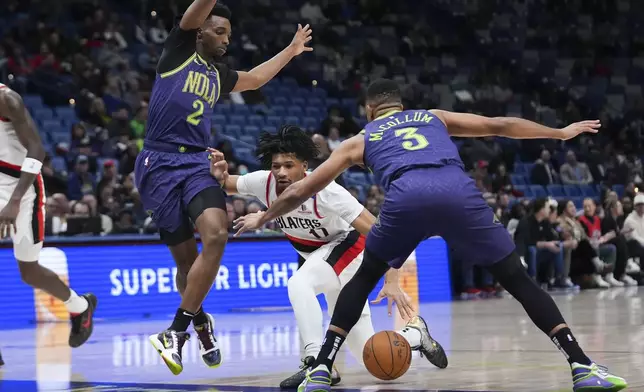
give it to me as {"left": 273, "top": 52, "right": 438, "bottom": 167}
{"left": 209, "top": 125, "right": 447, "bottom": 388}
{"left": 0, "top": 85, "right": 97, "bottom": 354}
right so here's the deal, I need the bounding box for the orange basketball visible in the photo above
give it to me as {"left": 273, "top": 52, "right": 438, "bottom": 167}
{"left": 362, "top": 331, "right": 412, "bottom": 380}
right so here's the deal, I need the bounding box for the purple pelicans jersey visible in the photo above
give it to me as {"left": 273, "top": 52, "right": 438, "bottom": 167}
{"left": 135, "top": 25, "right": 238, "bottom": 234}
{"left": 360, "top": 109, "right": 515, "bottom": 269}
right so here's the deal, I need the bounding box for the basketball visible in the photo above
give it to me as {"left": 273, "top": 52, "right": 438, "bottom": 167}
{"left": 363, "top": 331, "right": 412, "bottom": 380}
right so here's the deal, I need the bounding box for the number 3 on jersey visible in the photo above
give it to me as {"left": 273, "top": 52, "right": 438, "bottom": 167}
{"left": 395, "top": 127, "right": 429, "bottom": 151}
{"left": 186, "top": 99, "right": 205, "bottom": 125}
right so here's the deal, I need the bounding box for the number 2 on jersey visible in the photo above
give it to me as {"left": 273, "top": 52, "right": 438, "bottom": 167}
{"left": 395, "top": 127, "right": 429, "bottom": 151}
{"left": 186, "top": 99, "right": 205, "bottom": 126}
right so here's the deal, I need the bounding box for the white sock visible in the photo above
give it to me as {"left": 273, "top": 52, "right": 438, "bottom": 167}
{"left": 64, "top": 290, "right": 88, "bottom": 314}
{"left": 397, "top": 326, "right": 422, "bottom": 349}
{"left": 288, "top": 275, "right": 323, "bottom": 360}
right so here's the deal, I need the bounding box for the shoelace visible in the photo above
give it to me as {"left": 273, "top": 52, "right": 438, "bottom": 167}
{"left": 196, "top": 324, "right": 216, "bottom": 350}
{"left": 595, "top": 364, "right": 610, "bottom": 377}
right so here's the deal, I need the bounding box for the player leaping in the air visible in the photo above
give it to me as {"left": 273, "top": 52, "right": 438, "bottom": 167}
{"left": 0, "top": 84, "right": 97, "bottom": 355}
{"left": 134, "top": 0, "right": 313, "bottom": 375}
{"left": 233, "top": 79, "right": 628, "bottom": 392}
{"left": 208, "top": 125, "right": 447, "bottom": 388}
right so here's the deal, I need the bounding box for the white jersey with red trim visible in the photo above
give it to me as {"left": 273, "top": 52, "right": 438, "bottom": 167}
{"left": 0, "top": 84, "right": 27, "bottom": 168}
{"left": 236, "top": 170, "right": 364, "bottom": 255}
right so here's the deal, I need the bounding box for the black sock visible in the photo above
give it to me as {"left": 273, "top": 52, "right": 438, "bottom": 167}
{"left": 192, "top": 307, "right": 208, "bottom": 326}
{"left": 312, "top": 330, "right": 346, "bottom": 371}
{"left": 170, "top": 308, "right": 194, "bottom": 332}
{"left": 551, "top": 327, "right": 591, "bottom": 366}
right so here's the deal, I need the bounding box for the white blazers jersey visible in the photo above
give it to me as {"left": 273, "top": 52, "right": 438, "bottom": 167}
{"left": 236, "top": 170, "right": 366, "bottom": 274}
{"left": 0, "top": 84, "right": 46, "bottom": 260}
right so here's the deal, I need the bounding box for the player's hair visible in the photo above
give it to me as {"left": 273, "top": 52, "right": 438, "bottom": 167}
{"left": 210, "top": 3, "right": 232, "bottom": 20}
{"left": 256, "top": 125, "right": 319, "bottom": 169}
{"left": 366, "top": 78, "right": 402, "bottom": 106}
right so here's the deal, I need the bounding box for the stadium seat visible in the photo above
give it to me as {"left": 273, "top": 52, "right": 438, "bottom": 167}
{"left": 271, "top": 105, "right": 286, "bottom": 116}
{"left": 23, "top": 95, "right": 44, "bottom": 110}
{"left": 510, "top": 174, "right": 526, "bottom": 185}
{"left": 51, "top": 156, "right": 67, "bottom": 172}
{"left": 242, "top": 125, "right": 260, "bottom": 136}
{"left": 273, "top": 96, "right": 289, "bottom": 106}
{"left": 212, "top": 114, "right": 227, "bottom": 124}
{"left": 284, "top": 116, "right": 300, "bottom": 125}
{"left": 307, "top": 98, "right": 324, "bottom": 107}
{"left": 302, "top": 117, "right": 318, "bottom": 129}
{"left": 305, "top": 107, "right": 322, "bottom": 117}
{"left": 612, "top": 184, "right": 625, "bottom": 197}
{"left": 232, "top": 104, "right": 250, "bottom": 114}
{"left": 326, "top": 98, "right": 340, "bottom": 107}
{"left": 579, "top": 184, "right": 597, "bottom": 197}
{"left": 229, "top": 115, "right": 246, "bottom": 126}
{"left": 530, "top": 185, "right": 547, "bottom": 198}
{"left": 224, "top": 125, "right": 242, "bottom": 138}
{"left": 311, "top": 88, "right": 327, "bottom": 98}
{"left": 247, "top": 115, "right": 264, "bottom": 127}
{"left": 33, "top": 108, "right": 54, "bottom": 121}
{"left": 41, "top": 119, "right": 62, "bottom": 130}
{"left": 291, "top": 97, "right": 306, "bottom": 107}
{"left": 266, "top": 116, "right": 283, "bottom": 127}
{"left": 240, "top": 135, "right": 256, "bottom": 145}
{"left": 563, "top": 185, "right": 581, "bottom": 197}
{"left": 54, "top": 106, "right": 75, "bottom": 117}
{"left": 263, "top": 125, "right": 277, "bottom": 134}
{"left": 287, "top": 105, "right": 303, "bottom": 116}
{"left": 546, "top": 184, "right": 565, "bottom": 197}
{"left": 214, "top": 102, "right": 231, "bottom": 113}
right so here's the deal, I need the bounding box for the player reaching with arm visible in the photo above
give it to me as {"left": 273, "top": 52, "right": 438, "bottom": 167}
{"left": 134, "top": 0, "right": 313, "bottom": 375}
{"left": 0, "top": 85, "right": 97, "bottom": 353}
{"left": 234, "top": 79, "right": 627, "bottom": 392}
{"left": 209, "top": 125, "right": 447, "bottom": 388}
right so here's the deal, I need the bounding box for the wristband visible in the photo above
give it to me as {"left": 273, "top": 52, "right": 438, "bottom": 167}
{"left": 21, "top": 158, "right": 42, "bottom": 174}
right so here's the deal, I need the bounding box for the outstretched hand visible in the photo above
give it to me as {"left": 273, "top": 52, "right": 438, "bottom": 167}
{"left": 371, "top": 282, "right": 415, "bottom": 320}
{"left": 289, "top": 24, "right": 313, "bottom": 56}
{"left": 233, "top": 212, "right": 266, "bottom": 237}
{"left": 559, "top": 120, "right": 601, "bottom": 140}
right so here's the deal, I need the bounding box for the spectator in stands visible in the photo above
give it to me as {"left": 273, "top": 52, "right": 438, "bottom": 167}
{"left": 232, "top": 197, "right": 247, "bottom": 220}
{"left": 327, "top": 126, "right": 342, "bottom": 151}
{"left": 41, "top": 155, "right": 67, "bottom": 195}
{"left": 558, "top": 200, "right": 613, "bottom": 288}
{"left": 506, "top": 202, "right": 526, "bottom": 239}
{"left": 623, "top": 194, "right": 644, "bottom": 270}
{"left": 67, "top": 155, "right": 96, "bottom": 201}
{"left": 559, "top": 150, "right": 593, "bottom": 185}
{"left": 547, "top": 199, "right": 578, "bottom": 289}
{"left": 472, "top": 160, "right": 492, "bottom": 192}
{"left": 226, "top": 201, "right": 236, "bottom": 233}
{"left": 602, "top": 199, "right": 638, "bottom": 285}
{"left": 45, "top": 193, "right": 70, "bottom": 236}
{"left": 530, "top": 149, "right": 559, "bottom": 186}
{"left": 514, "top": 199, "right": 563, "bottom": 286}
{"left": 130, "top": 102, "right": 148, "bottom": 148}
{"left": 578, "top": 198, "right": 621, "bottom": 286}
{"left": 148, "top": 19, "right": 169, "bottom": 45}
{"left": 112, "top": 209, "right": 139, "bottom": 234}
{"left": 491, "top": 163, "right": 512, "bottom": 194}
{"left": 309, "top": 133, "right": 330, "bottom": 169}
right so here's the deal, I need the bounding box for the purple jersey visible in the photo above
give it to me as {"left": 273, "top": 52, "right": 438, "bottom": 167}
{"left": 362, "top": 109, "right": 464, "bottom": 191}
{"left": 145, "top": 26, "right": 238, "bottom": 148}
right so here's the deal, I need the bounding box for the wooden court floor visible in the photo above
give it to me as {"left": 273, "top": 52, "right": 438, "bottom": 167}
{"left": 1, "top": 288, "right": 642, "bottom": 391}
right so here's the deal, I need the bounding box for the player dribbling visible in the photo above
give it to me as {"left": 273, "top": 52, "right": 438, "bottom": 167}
{"left": 210, "top": 125, "right": 447, "bottom": 388}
